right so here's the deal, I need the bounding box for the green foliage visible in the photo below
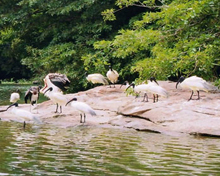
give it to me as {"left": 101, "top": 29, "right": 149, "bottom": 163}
{"left": 86, "top": 0, "right": 220, "bottom": 84}
{"left": 1, "top": 0, "right": 220, "bottom": 91}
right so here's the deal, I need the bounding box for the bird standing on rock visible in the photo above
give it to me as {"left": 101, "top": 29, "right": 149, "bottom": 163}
{"left": 176, "top": 75, "right": 217, "bottom": 101}
{"left": 25, "top": 86, "right": 41, "bottom": 112}
{"left": 146, "top": 77, "right": 169, "bottom": 103}
{"left": 86, "top": 73, "right": 109, "bottom": 86}
{"left": 40, "top": 73, "right": 70, "bottom": 94}
{"left": 106, "top": 65, "right": 119, "bottom": 88}
{"left": 10, "top": 89, "right": 20, "bottom": 103}
{"left": 66, "top": 98, "right": 96, "bottom": 123}
{"left": 44, "top": 87, "right": 67, "bottom": 113}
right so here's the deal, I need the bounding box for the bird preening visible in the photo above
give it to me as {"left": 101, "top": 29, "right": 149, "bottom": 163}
{"left": 86, "top": 73, "right": 109, "bottom": 86}
{"left": 126, "top": 77, "right": 168, "bottom": 103}
{"left": 176, "top": 76, "right": 217, "bottom": 101}
{"left": 106, "top": 65, "right": 119, "bottom": 88}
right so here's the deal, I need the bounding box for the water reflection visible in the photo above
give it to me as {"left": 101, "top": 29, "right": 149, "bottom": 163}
{"left": 1, "top": 121, "right": 220, "bottom": 175}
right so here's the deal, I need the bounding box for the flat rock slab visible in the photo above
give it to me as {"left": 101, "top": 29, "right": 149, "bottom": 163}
{"left": 1, "top": 81, "right": 220, "bottom": 137}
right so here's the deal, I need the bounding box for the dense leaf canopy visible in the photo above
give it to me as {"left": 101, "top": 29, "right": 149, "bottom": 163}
{"left": 0, "top": 0, "right": 219, "bottom": 90}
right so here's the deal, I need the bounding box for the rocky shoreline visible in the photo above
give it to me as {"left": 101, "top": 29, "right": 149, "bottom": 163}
{"left": 1, "top": 81, "right": 220, "bottom": 137}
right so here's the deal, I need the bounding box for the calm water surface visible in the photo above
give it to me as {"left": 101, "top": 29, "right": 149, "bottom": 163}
{"left": 1, "top": 121, "right": 220, "bottom": 175}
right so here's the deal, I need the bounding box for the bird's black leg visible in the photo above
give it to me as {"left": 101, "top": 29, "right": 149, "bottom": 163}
{"left": 142, "top": 93, "right": 148, "bottom": 102}
{"left": 84, "top": 113, "right": 86, "bottom": 123}
{"left": 156, "top": 94, "right": 159, "bottom": 102}
{"left": 197, "top": 90, "right": 200, "bottom": 100}
{"left": 55, "top": 103, "right": 58, "bottom": 113}
{"left": 80, "top": 114, "right": 83, "bottom": 123}
{"left": 153, "top": 94, "right": 156, "bottom": 103}
{"left": 188, "top": 91, "right": 194, "bottom": 101}
{"left": 23, "top": 121, "right": 26, "bottom": 129}
{"left": 60, "top": 106, "right": 62, "bottom": 113}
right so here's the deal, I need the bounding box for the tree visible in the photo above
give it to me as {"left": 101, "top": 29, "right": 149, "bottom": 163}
{"left": 84, "top": 0, "right": 220, "bottom": 82}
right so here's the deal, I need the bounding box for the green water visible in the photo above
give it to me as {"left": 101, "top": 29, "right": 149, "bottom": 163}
{"left": 1, "top": 85, "right": 220, "bottom": 175}
{"left": 1, "top": 122, "right": 220, "bottom": 175}
{"left": 0, "top": 84, "right": 48, "bottom": 106}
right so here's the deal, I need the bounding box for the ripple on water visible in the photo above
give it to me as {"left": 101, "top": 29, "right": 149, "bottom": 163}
{"left": 1, "top": 122, "right": 220, "bottom": 175}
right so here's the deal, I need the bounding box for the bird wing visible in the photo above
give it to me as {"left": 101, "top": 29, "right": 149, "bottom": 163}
{"left": 48, "top": 73, "right": 70, "bottom": 91}
{"left": 87, "top": 74, "right": 109, "bottom": 85}
{"left": 24, "top": 90, "right": 31, "bottom": 103}
{"left": 72, "top": 102, "right": 96, "bottom": 116}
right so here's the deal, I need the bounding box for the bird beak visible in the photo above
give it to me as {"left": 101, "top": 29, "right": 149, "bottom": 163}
{"left": 43, "top": 88, "right": 50, "bottom": 95}
{"left": 153, "top": 79, "right": 159, "bottom": 85}
{"left": 65, "top": 98, "right": 77, "bottom": 106}
{"left": 65, "top": 99, "right": 72, "bottom": 106}
{"left": 126, "top": 84, "right": 133, "bottom": 91}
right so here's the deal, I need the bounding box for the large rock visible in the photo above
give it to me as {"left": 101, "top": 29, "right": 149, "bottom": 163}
{"left": 1, "top": 81, "right": 220, "bottom": 137}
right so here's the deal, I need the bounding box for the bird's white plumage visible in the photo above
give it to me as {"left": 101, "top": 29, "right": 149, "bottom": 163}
{"left": 10, "top": 93, "right": 20, "bottom": 103}
{"left": 178, "top": 76, "right": 215, "bottom": 92}
{"left": 146, "top": 81, "right": 168, "bottom": 98}
{"left": 47, "top": 91, "right": 67, "bottom": 106}
{"left": 86, "top": 73, "right": 109, "bottom": 85}
{"left": 106, "top": 69, "right": 119, "bottom": 84}
{"left": 44, "top": 88, "right": 67, "bottom": 113}
{"left": 8, "top": 106, "right": 41, "bottom": 124}
{"left": 69, "top": 101, "right": 96, "bottom": 116}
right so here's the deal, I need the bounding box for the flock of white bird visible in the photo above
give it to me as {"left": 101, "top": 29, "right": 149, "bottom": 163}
{"left": 0, "top": 64, "right": 218, "bottom": 129}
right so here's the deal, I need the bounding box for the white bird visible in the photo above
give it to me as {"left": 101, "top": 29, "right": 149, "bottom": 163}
{"left": 5, "top": 103, "right": 42, "bottom": 129}
{"left": 145, "top": 78, "right": 169, "bottom": 103}
{"left": 126, "top": 78, "right": 168, "bottom": 103}
{"left": 10, "top": 89, "right": 20, "bottom": 103}
{"left": 40, "top": 73, "right": 70, "bottom": 94}
{"left": 126, "top": 82, "right": 150, "bottom": 102}
{"left": 106, "top": 65, "right": 119, "bottom": 88}
{"left": 44, "top": 87, "right": 67, "bottom": 113}
{"left": 66, "top": 98, "right": 96, "bottom": 123}
{"left": 86, "top": 73, "right": 109, "bottom": 86}
{"left": 25, "top": 86, "right": 41, "bottom": 112}
{"left": 176, "top": 76, "right": 217, "bottom": 101}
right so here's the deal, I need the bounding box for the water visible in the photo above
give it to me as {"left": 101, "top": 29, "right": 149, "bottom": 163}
{"left": 1, "top": 122, "right": 220, "bottom": 175}
{"left": 0, "top": 84, "right": 47, "bottom": 106}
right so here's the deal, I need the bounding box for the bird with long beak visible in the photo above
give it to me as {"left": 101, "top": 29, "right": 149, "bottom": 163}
{"left": 106, "top": 65, "right": 119, "bottom": 88}
{"left": 176, "top": 76, "right": 217, "bottom": 101}
{"left": 40, "top": 73, "right": 70, "bottom": 94}
{"left": 66, "top": 98, "right": 96, "bottom": 123}
{"left": 1, "top": 103, "right": 42, "bottom": 129}
{"left": 44, "top": 87, "right": 67, "bottom": 113}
